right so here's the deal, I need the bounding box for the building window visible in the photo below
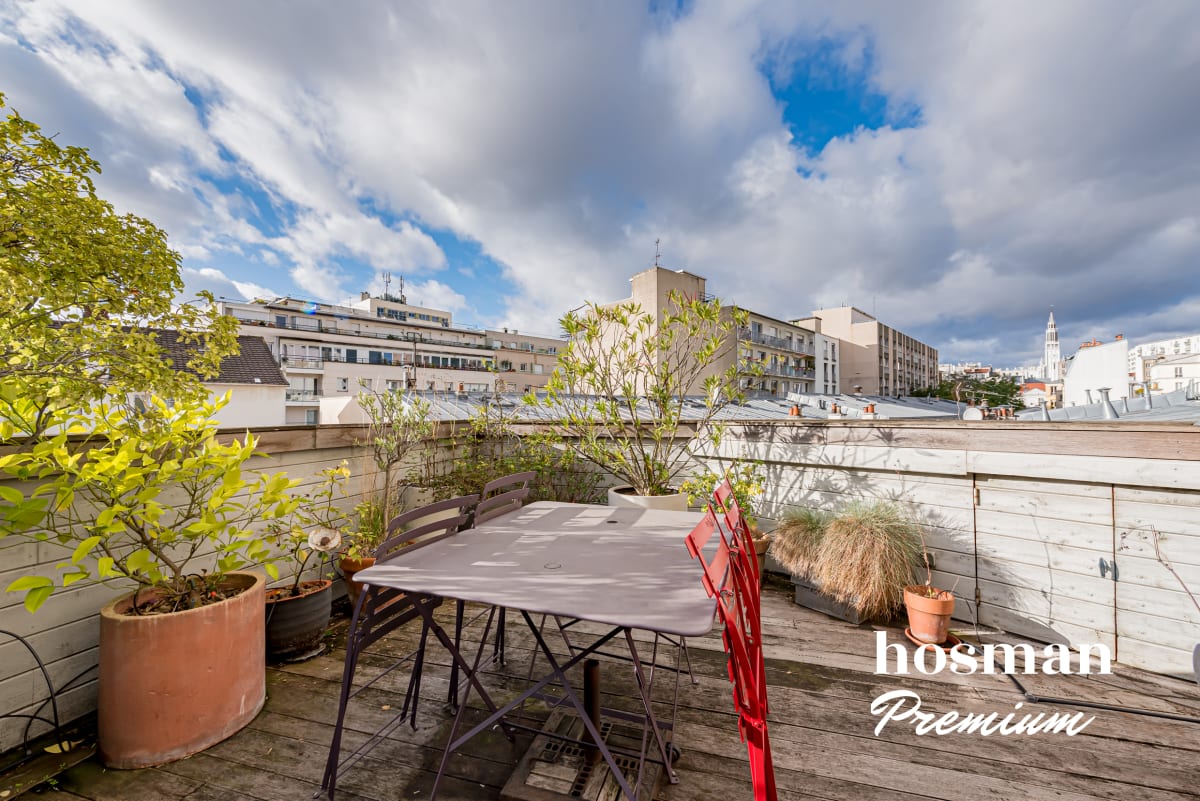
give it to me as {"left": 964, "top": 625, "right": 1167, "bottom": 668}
{"left": 1175, "top": 367, "right": 1184, "bottom": 377}
{"left": 337, "top": 377, "right": 349, "bottom": 392}
{"left": 305, "top": 409, "right": 318, "bottom": 425}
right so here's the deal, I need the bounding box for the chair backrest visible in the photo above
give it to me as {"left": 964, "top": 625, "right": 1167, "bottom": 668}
{"left": 375, "top": 494, "right": 480, "bottom": 562}
{"left": 474, "top": 470, "right": 536, "bottom": 525}
{"left": 712, "top": 477, "right": 761, "bottom": 582}
{"left": 684, "top": 509, "right": 729, "bottom": 600}
{"left": 691, "top": 500, "right": 777, "bottom": 801}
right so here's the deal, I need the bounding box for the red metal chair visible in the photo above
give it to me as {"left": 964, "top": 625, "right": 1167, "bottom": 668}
{"left": 685, "top": 507, "right": 777, "bottom": 801}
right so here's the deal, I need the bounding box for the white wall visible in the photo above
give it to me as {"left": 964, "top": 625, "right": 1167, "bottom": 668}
{"left": 1063, "top": 339, "right": 1130, "bottom": 406}
{"left": 211, "top": 384, "right": 287, "bottom": 429}
{"left": 1148, "top": 357, "right": 1200, "bottom": 394}
{"left": 699, "top": 420, "right": 1200, "bottom": 679}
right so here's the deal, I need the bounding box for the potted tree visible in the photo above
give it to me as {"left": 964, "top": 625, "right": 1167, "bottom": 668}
{"left": 0, "top": 96, "right": 296, "bottom": 768}
{"left": 526, "top": 291, "right": 758, "bottom": 509}
{"left": 1, "top": 396, "right": 299, "bottom": 768}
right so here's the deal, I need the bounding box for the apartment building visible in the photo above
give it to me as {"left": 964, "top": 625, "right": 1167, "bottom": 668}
{"left": 217, "top": 293, "right": 497, "bottom": 424}
{"left": 604, "top": 268, "right": 832, "bottom": 397}
{"left": 794, "top": 307, "right": 938, "bottom": 395}
{"left": 1147, "top": 353, "right": 1200, "bottom": 394}
{"left": 484, "top": 328, "right": 565, "bottom": 392}
{"left": 1128, "top": 333, "right": 1200, "bottom": 381}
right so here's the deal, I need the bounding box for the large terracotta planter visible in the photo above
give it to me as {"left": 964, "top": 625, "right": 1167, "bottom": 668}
{"left": 606, "top": 486, "right": 687, "bottom": 511}
{"left": 99, "top": 571, "right": 266, "bottom": 769}
{"left": 339, "top": 555, "right": 376, "bottom": 608}
{"left": 265, "top": 579, "right": 332, "bottom": 662}
{"left": 904, "top": 585, "right": 956, "bottom": 644}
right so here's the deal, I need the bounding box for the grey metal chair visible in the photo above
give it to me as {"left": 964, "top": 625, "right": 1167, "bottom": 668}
{"left": 320, "top": 494, "right": 478, "bottom": 800}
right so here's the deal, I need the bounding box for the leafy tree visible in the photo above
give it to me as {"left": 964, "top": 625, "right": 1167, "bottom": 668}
{"left": 0, "top": 95, "right": 283, "bottom": 613}
{"left": 0, "top": 93, "right": 237, "bottom": 433}
{"left": 912, "top": 376, "right": 1025, "bottom": 408}
{"left": 357, "top": 388, "right": 435, "bottom": 520}
{"left": 526, "top": 291, "right": 759, "bottom": 496}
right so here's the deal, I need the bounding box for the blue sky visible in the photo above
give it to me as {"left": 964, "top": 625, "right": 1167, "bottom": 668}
{"left": 3, "top": 1, "right": 1199, "bottom": 363}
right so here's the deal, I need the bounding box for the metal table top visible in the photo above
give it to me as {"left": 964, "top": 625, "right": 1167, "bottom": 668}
{"left": 354, "top": 501, "right": 717, "bottom": 637}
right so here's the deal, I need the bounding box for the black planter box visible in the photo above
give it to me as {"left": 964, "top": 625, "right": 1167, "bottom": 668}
{"left": 790, "top": 574, "right": 863, "bottom": 625}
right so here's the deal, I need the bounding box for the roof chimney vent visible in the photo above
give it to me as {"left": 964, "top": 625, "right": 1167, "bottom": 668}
{"left": 1097, "top": 388, "right": 1119, "bottom": 420}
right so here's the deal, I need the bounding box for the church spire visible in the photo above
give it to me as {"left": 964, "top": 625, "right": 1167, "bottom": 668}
{"left": 1044, "top": 308, "right": 1061, "bottom": 381}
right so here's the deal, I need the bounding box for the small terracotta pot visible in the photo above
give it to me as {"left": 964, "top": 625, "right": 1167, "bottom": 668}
{"left": 752, "top": 533, "right": 772, "bottom": 585}
{"left": 99, "top": 572, "right": 265, "bottom": 769}
{"left": 339, "top": 554, "right": 376, "bottom": 608}
{"left": 904, "top": 585, "right": 955, "bottom": 644}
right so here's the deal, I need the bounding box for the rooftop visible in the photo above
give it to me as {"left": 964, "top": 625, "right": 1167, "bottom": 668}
{"left": 155, "top": 331, "right": 288, "bottom": 386}
{"left": 42, "top": 579, "right": 1200, "bottom": 801}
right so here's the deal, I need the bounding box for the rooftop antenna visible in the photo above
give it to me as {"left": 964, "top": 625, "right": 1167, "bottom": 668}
{"left": 398, "top": 274, "right": 406, "bottom": 304}
{"left": 654, "top": 238, "right": 662, "bottom": 268}
{"left": 382, "top": 270, "right": 392, "bottom": 298}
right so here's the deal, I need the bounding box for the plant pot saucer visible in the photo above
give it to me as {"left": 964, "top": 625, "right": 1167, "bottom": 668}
{"left": 904, "top": 627, "right": 962, "bottom": 651}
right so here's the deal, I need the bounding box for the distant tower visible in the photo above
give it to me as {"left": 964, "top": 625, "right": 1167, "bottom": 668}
{"left": 1044, "top": 309, "right": 1061, "bottom": 381}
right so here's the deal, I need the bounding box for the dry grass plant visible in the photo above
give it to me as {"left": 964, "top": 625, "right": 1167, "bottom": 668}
{"left": 812, "top": 501, "right": 924, "bottom": 621}
{"left": 769, "top": 507, "right": 832, "bottom": 577}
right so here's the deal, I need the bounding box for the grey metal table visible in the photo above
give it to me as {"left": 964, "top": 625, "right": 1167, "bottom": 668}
{"left": 353, "top": 501, "right": 715, "bottom": 800}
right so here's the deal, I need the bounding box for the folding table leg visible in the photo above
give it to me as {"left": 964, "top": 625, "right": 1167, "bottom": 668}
{"left": 521, "top": 612, "right": 643, "bottom": 801}
{"left": 624, "top": 630, "right": 680, "bottom": 785}
{"left": 319, "top": 590, "right": 369, "bottom": 800}
{"left": 431, "top": 606, "right": 500, "bottom": 801}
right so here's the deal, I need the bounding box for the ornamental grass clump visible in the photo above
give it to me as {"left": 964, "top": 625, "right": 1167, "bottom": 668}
{"left": 813, "top": 502, "right": 924, "bottom": 622}
{"left": 769, "top": 507, "right": 832, "bottom": 577}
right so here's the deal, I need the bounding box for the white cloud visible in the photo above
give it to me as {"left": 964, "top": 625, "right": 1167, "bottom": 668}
{"left": 182, "top": 266, "right": 276, "bottom": 303}
{"left": 4, "top": 0, "right": 1199, "bottom": 365}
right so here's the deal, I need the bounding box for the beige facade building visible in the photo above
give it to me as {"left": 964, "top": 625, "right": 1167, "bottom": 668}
{"left": 484, "top": 328, "right": 565, "bottom": 392}
{"left": 794, "top": 307, "right": 938, "bottom": 395}
{"left": 604, "top": 268, "right": 832, "bottom": 397}
{"left": 217, "top": 293, "right": 498, "bottom": 424}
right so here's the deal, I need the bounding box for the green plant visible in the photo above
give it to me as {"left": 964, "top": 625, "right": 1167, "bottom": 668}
{"left": 0, "top": 93, "right": 237, "bottom": 435}
{"left": 341, "top": 497, "right": 387, "bottom": 558}
{"left": 812, "top": 501, "right": 924, "bottom": 621}
{"left": 420, "top": 397, "right": 603, "bottom": 504}
{"left": 357, "top": 389, "right": 434, "bottom": 519}
{"left": 0, "top": 395, "right": 299, "bottom": 613}
{"left": 769, "top": 507, "right": 832, "bottom": 576}
{"left": 266, "top": 460, "right": 355, "bottom": 595}
{"left": 525, "top": 291, "right": 758, "bottom": 497}
{"left": 681, "top": 462, "right": 765, "bottom": 529}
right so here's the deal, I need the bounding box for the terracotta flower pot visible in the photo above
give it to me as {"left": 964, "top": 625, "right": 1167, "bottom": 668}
{"left": 904, "top": 585, "right": 956, "bottom": 645}
{"left": 339, "top": 554, "right": 376, "bottom": 608}
{"left": 264, "top": 579, "right": 333, "bottom": 662}
{"left": 751, "top": 532, "right": 771, "bottom": 586}
{"left": 98, "top": 571, "right": 266, "bottom": 769}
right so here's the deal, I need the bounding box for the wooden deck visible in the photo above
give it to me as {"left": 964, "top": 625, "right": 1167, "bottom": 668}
{"left": 47, "top": 577, "right": 1200, "bottom": 800}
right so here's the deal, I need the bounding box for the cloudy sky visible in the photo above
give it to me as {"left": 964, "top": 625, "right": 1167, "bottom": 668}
{"left": 3, "top": 1, "right": 1198, "bottom": 364}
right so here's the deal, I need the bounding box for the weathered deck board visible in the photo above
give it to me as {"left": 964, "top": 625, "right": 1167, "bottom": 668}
{"left": 41, "top": 578, "right": 1200, "bottom": 801}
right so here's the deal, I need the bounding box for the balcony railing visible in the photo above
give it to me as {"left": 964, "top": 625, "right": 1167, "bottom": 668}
{"left": 738, "top": 328, "right": 815, "bottom": 356}
{"left": 280, "top": 356, "right": 324, "bottom": 370}
{"left": 761, "top": 364, "right": 816, "bottom": 379}
{"left": 323, "top": 354, "right": 494, "bottom": 373}
{"left": 233, "top": 315, "right": 493, "bottom": 352}
{"left": 285, "top": 389, "right": 323, "bottom": 403}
